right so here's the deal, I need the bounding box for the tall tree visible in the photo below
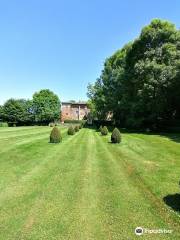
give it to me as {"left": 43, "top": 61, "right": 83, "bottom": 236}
{"left": 0, "top": 105, "right": 4, "bottom": 121}
{"left": 3, "top": 99, "right": 33, "bottom": 124}
{"left": 87, "top": 19, "right": 180, "bottom": 129}
{"left": 124, "top": 19, "right": 180, "bottom": 127}
{"left": 33, "top": 89, "right": 60, "bottom": 123}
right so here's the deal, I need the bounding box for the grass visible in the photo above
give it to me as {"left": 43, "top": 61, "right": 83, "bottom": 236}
{"left": 0, "top": 126, "right": 180, "bottom": 239}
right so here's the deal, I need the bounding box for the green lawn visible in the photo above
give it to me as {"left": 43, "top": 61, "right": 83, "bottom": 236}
{"left": 0, "top": 127, "right": 180, "bottom": 239}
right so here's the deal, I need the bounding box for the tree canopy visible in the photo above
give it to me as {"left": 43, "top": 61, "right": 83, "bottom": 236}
{"left": 87, "top": 19, "right": 180, "bottom": 129}
{"left": 3, "top": 99, "right": 33, "bottom": 125}
{"left": 0, "top": 89, "right": 61, "bottom": 125}
{"left": 33, "top": 89, "right": 60, "bottom": 124}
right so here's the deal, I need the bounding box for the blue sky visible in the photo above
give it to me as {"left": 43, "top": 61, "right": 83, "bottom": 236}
{"left": 0, "top": 0, "right": 179, "bottom": 104}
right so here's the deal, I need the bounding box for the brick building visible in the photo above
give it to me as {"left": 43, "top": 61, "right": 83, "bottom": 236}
{"left": 61, "top": 102, "right": 90, "bottom": 122}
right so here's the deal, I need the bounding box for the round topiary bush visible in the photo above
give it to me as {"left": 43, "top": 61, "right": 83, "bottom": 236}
{"left": 74, "top": 125, "right": 79, "bottom": 132}
{"left": 49, "top": 122, "right": 55, "bottom": 127}
{"left": 67, "top": 125, "right": 75, "bottom": 135}
{"left": 50, "top": 126, "right": 62, "bottom": 143}
{"left": 101, "top": 126, "right": 108, "bottom": 135}
{"left": 111, "top": 128, "right": 121, "bottom": 143}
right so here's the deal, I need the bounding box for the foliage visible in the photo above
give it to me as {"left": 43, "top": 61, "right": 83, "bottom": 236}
{"left": 33, "top": 89, "right": 60, "bottom": 124}
{"left": 0, "top": 122, "right": 8, "bottom": 127}
{"left": 101, "top": 126, "right": 108, "bottom": 135}
{"left": 99, "top": 125, "right": 102, "bottom": 132}
{"left": 94, "top": 120, "right": 114, "bottom": 128}
{"left": 0, "top": 105, "right": 4, "bottom": 121}
{"left": 79, "top": 122, "right": 85, "bottom": 128}
{"left": 3, "top": 99, "right": 34, "bottom": 125}
{"left": 87, "top": 19, "right": 180, "bottom": 129}
{"left": 87, "top": 80, "right": 107, "bottom": 120}
{"left": 49, "top": 122, "right": 55, "bottom": 127}
{"left": 74, "top": 125, "right": 79, "bottom": 132}
{"left": 0, "top": 89, "right": 60, "bottom": 126}
{"left": 67, "top": 125, "right": 75, "bottom": 135}
{"left": 111, "top": 128, "right": 121, "bottom": 143}
{"left": 81, "top": 121, "right": 85, "bottom": 128}
{"left": 87, "top": 99, "right": 97, "bottom": 119}
{"left": 50, "top": 126, "right": 62, "bottom": 143}
{"left": 64, "top": 119, "right": 86, "bottom": 125}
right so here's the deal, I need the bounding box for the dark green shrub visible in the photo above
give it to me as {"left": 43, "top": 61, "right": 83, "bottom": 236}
{"left": 111, "top": 128, "right": 121, "bottom": 143}
{"left": 81, "top": 122, "right": 85, "bottom": 128}
{"left": 50, "top": 126, "right": 62, "bottom": 143}
{"left": 79, "top": 124, "right": 82, "bottom": 129}
{"left": 101, "top": 126, "right": 108, "bottom": 135}
{"left": 0, "top": 122, "right": 8, "bottom": 127}
{"left": 99, "top": 125, "right": 102, "bottom": 132}
{"left": 74, "top": 125, "right": 79, "bottom": 132}
{"left": 49, "top": 122, "right": 55, "bottom": 127}
{"left": 93, "top": 120, "right": 114, "bottom": 128}
{"left": 67, "top": 125, "right": 75, "bottom": 135}
{"left": 64, "top": 120, "right": 86, "bottom": 125}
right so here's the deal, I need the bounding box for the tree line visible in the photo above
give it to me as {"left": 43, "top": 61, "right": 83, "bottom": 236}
{"left": 0, "top": 89, "right": 60, "bottom": 126}
{"left": 87, "top": 19, "right": 180, "bottom": 130}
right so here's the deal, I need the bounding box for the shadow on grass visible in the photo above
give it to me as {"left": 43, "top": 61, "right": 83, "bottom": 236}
{"left": 159, "top": 133, "right": 180, "bottom": 143}
{"left": 84, "top": 125, "right": 180, "bottom": 143}
{"left": 118, "top": 129, "right": 180, "bottom": 144}
{"left": 163, "top": 194, "right": 180, "bottom": 212}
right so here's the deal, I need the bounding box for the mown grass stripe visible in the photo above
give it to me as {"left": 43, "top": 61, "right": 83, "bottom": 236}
{"left": 0, "top": 129, "right": 86, "bottom": 239}
{"left": 0, "top": 128, "right": 179, "bottom": 239}
{"left": 95, "top": 130, "right": 180, "bottom": 238}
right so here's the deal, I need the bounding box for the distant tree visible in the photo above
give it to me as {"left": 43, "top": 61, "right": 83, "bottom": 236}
{"left": 33, "top": 89, "right": 60, "bottom": 124}
{"left": 87, "top": 80, "right": 107, "bottom": 120}
{"left": 87, "top": 99, "right": 97, "bottom": 119}
{"left": 0, "top": 105, "right": 4, "bottom": 121}
{"left": 3, "top": 99, "right": 33, "bottom": 125}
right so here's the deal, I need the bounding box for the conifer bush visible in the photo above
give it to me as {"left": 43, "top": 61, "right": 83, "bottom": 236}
{"left": 50, "top": 126, "right": 62, "bottom": 143}
{"left": 49, "top": 122, "right": 55, "bottom": 127}
{"left": 74, "top": 125, "right": 79, "bottom": 132}
{"left": 99, "top": 125, "right": 102, "bottom": 132}
{"left": 101, "top": 126, "right": 108, "bottom": 135}
{"left": 111, "top": 128, "right": 121, "bottom": 143}
{"left": 67, "top": 125, "right": 75, "bottom": 135}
